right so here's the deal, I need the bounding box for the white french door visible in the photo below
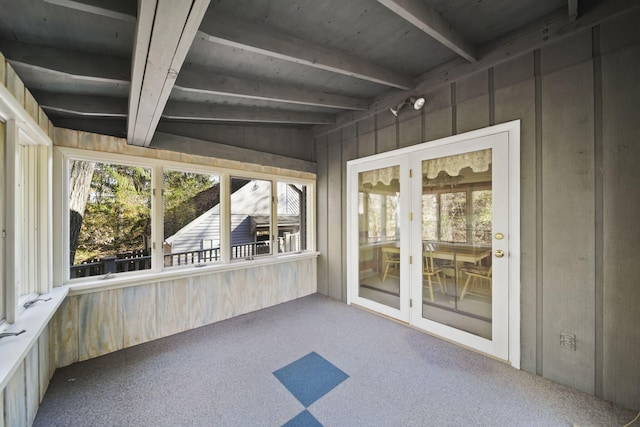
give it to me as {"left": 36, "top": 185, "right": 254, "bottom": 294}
{"left": 347, "top": 121, "right": 520, "bottom": 366}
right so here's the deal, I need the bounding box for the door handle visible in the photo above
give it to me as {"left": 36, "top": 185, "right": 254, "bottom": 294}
{"left": 494, "top": 249, "right": 505, "bottom": 258}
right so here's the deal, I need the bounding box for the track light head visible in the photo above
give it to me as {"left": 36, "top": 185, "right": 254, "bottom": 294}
{"left": 389, "top": 95, "right": 426, "bottom": 116}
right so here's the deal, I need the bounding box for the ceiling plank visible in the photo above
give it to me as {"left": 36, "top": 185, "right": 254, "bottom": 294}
{"left": 162, "top": 102, "right": 336, "bottom": 125}
{"left": 318, "top": 0, "right": 640, "bottom": 136}
{"left": 0, "top": 40, "right": 130, "bottom": 83}
{"left": 175, "top": 69, "right": 368, "bottom": 110}
{"left": 129, "top": 0, "right": 211, "bottom": 147}
{"left": 35, "top": 92, "right": 128, "bottom": 118}
{"left": 568, "top": 0, "right": 579, "bottom": 22}
{"left": 376, "top": 0, "right": 477, "bottom": 62}
{"left": 198, "top": 12, "right": 414, "bottom": 90}
{"left": 42, "top": 0, "right": 137, "bottom": 23}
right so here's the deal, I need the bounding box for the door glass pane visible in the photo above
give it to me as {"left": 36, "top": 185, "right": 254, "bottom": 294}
{"left": 421, "top": 150, "right": 493, "bottom": 339}
{"left": 357, "top": 166, "right": 400, "bottom": 309}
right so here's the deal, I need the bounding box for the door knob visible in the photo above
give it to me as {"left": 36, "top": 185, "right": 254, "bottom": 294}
{"left": 494, "top": 249, "right": 505, "bottom": 258}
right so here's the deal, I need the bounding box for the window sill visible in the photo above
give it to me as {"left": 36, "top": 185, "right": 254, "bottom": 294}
{"left": 0, "top": 286, "right": 69, "bottom": 391}
{"left": 65, "top": 251, "right": 320, "bottom": 296}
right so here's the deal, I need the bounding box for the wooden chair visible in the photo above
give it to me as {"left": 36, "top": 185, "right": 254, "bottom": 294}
{"left": 381, "top": 247, "right": 400, "bottom": 281}
{"left": 422, "top": 246, "right": 444, "bottom": 302}
{"left": 459, "top": 264, "right": 492, "bottom": 301}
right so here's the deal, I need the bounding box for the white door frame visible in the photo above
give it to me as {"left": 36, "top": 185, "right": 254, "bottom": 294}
{"left": 347, "top": 120, "right": 520, "bottom": 368}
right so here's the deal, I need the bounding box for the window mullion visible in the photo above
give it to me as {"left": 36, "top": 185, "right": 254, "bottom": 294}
{"left": 152, "top": 165, "right": 164, "bottom": 273}
{"left": 220, "top": 173, "right": 230, "bottom": 263}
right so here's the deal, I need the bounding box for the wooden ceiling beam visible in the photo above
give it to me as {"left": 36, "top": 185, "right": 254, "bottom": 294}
{"left": 128, "top": 0, "right": 210, "bottom": 147}
{"left": 376, "top": 0, "right": 477, "bottom": 62}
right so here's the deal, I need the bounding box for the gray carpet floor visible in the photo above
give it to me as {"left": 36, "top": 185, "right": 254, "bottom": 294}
{"left": 34, "top": 294, "right": 637, "bottom": 427}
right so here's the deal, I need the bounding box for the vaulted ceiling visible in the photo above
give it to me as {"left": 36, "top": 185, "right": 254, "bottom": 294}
{"left": 0, "top": 0, "right": 635, "bottom": 148}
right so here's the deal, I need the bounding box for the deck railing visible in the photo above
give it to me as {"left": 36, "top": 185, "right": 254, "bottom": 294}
{"left": 70, "top": 241, "right": 277, "bottom": 277}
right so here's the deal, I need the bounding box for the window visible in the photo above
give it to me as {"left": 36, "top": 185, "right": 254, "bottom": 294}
{"left": 68, "top": 159, "right": 152, "bottom": 278}
{"left": 163, "top": 170, "right": 220, "bottom": 267}
{"left": 61, "top": 148, "right": 315, "bottom": 282}
{"left": 276, "top": 182, "right": 308, "bottom": 253}
{"left": 230, "top": 177, "right": 271, "bottom": 259}
{"left": 1, "top": 119, "right": 51, "bottom": 323}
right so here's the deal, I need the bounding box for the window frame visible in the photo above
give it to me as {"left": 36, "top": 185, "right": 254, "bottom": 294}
{"left": 1, "top": 117, "right": 52, "bottom": 327}
{"left": 55, "top": 147, "right": 316, "bottom": 286}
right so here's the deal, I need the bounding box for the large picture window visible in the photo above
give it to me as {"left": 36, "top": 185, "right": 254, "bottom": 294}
{"left": 61, "top": 149, "right": 315, "bottom": 282}
{"left": 69, "top": 159, "right": 152, "bottom": 278}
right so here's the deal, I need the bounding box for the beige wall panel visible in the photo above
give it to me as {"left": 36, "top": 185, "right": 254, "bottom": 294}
{"left": 327, "top": 138, "right": 343, "bottom": 300}
{"left": 541, "top": 30, "right": 592, "bottom": 75}
{"left": 424, "top": 107, "right": 452, "bottom": 142}
{"left": 228, "top": 269, "right": 252, "bottom": 316}
{"left": 276, "top": 261, "right": 298, "bottom": 303}
{"left": 541, "top": 60, "right": 595, "bottom": 394}
{"left": 376, "top": 125, "right": 397, "bottom": 153}
{"left": 494, "top": 52, "right": 534, "bottom": 90}
{"left": 0, "top": 389, "right": 3, "bottom": 427}
{"left": 25, "top": 347, "right": 38, "bottom": 426}
{"left": 53, "top": 296, "right": 78, "bottom": 368}
{"left": 601, "top": 8, "right": 640, "bottom": 54}
{"left": 78, "top": 290, "right": 123, "bottom": 361}
{"left": 457, "top": 70, "right": 488, "bottom": 102}
{"left": 4, "top": 362, "right": 26, "bottom": 427}
{"left": 495, "top": 79, "right": 536, "bottom": 372}
{"left": 157, "top": 279, "right": 191, "bottom": 338}
{"left": 38, "top": 331, "right": 50, "bottom": 401}
{"left": 299, "top": 257, "right": 317, "bottom": 295}
{"left": 252, "top": 265, "right": 278, "bottom": 308}
{"left": 190, "top": 273, "right": 221, "bottom": 327}
{"left": 123, "top": 284, "right": 157, "bottom": 347}
{"left": 212, "top": 271, "right": 234, "bottom": 322}
{"left": 399, "top": 114, "right": 422, "bottom": 148}
{"left": 38, "top": 107, "right": 49, "bottom": 135}
{"left": 238, "top": 267, "right": 262, "bottom": 315}
{"left": 456, "top": 95, "right": 490, "bottom": 134}
{"left": 0, "top": 52, "right": 5, "bottom": 86}
{"left": 601, "top": 43, "right": 640, "bottom": 411}
{"left": 5, "top": 63, "right": 24, "bottom": 106}
{"left": 357, "top": 131, "right": 375, "bottom": 158}
{"left": 24, "top": 89, "right": 38, "bottom": 124}
{"left": 54, "top": 127, "right": 79, "bottom": 148}
{"left": 48, "top": 323, "right": 56, "bottom": 381}
{"left": 316, "top": 137, "right": 329, "bottom": 296}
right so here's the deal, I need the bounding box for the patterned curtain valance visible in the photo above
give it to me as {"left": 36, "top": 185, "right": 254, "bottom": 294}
{"left": 359, "top": 149, "right": 492, "bottom": 187}
{"left": 360, "top": 166, "right": 399, "bottom": 187}
{"left": 422, "top": 149, "right": 492, "bottom": 179}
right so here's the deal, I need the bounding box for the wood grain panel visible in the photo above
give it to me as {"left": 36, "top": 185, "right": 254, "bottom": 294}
{"left": 157, "top": 279, "right": 191, "bottom": 338}
{"left": 53, "top": 296, "right": 78, "bottom": 368}
{"left": 38, "top": 328, "right": 50, "bottom": 401}
{"left": 5, "top": 63, "right": 24, "bottom": 106}
{"left": 457, "top": 70, "right": 488, "bottom": 102}
{"left": 190, "top": 273, "right": 221, "bottom": 328}
{"left": 357, "top": 131, "right": 375, "bottom": 157}
{"left": 4, "top": 362, "right": 26, "bottom": 427}
{"left": 78, "top": 290, "right": 123, "bottom": 361}
{"left": 25, "top": 347, "right": 38, "bottom": 426}
{"left": 123, "top": 284, "right": 157, "bottom": 347}
{"left": 541, "top": 60, "right": 595, "bottom": 394}
{"left": 376, "top": 124, "right": 397, "bottom": 153}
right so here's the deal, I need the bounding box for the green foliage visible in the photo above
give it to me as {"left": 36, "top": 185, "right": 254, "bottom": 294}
{"left": 76, "top": 163, "right": 151, "bottom": 262}
{"left": 163, "top": 171, "right": 219, "bottom": 238}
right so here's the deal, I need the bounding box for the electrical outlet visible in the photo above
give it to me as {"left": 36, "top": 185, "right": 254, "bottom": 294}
{"left": 560, "top": 333, "right": 576, "bottom": 351}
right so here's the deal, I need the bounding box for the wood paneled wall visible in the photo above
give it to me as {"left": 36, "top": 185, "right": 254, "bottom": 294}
{"left": 315, "top": 11, "right": 640, "bottom": 411}
{"left": 53, "top": 258, "right": 317, "bottom": 367}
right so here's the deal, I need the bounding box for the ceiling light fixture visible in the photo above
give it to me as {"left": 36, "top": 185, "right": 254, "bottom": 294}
{"left": 390, "top": 96, "right": 426, "bottom": 117}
